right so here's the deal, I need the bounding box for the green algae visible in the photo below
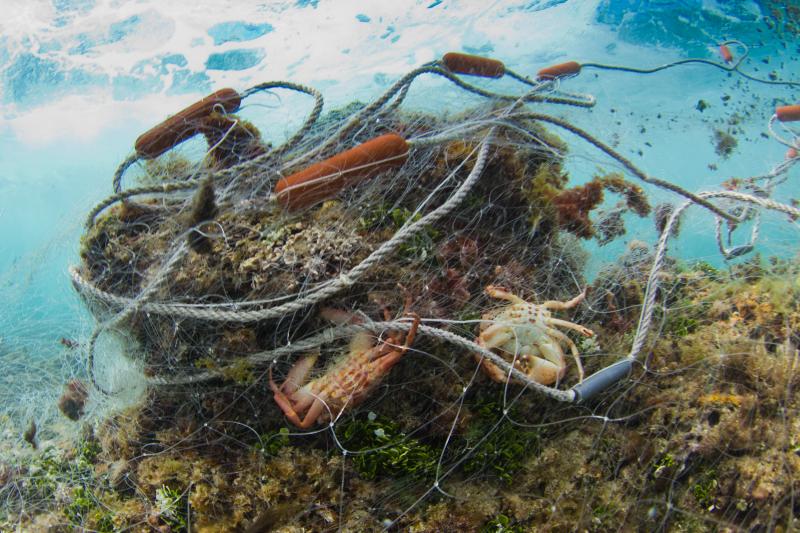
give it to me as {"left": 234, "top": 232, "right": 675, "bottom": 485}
{"left": 481, "top": 513, "right": 525, "bottom": 532}
{"left": 340, "top": 413, "right": 438, "bottom": 481}
{"left": 460, "top": 393, "right": 542, "bottom": 484}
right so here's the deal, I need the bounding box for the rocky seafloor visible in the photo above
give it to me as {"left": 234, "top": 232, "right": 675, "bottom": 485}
{"left": 1, "top": 105, "right": 798, "bottom": 532}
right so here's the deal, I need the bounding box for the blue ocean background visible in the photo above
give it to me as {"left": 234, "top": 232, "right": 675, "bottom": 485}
{"left": 0, "top": 0, "right": 797, "bottom": 441}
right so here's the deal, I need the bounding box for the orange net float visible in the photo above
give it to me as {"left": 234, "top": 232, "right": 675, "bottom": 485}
{"left": 134, "top": 88, "right": 242, "bottom": 159}
{"left": 719, "top": 44, "right": 733, "bottom": 63}
{"left": 787, "top": 146, "right": 798, "bottom": 159}
{"left": 441, "top": 52, "right": 505, "bottom": 78}
{"left": 776, "top": 104, "right": 800, "bottom": 122}
{"left": 537, "top": 61, "right": 582, "bottom": 80}
{"left": 274, "top": 133, "right": 409, "bottom": 211}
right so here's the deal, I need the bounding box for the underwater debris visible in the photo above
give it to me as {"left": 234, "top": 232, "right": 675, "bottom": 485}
{"left": 186, "top": 176, "right": 218, "bottom": 254}
{"left": 135, "top": 88, "right": 242, "bottom": 160}
{"left": 714, "top": 128, "right": 738, "bottom": 158}
{"left": 58, "top": 379, "right": 89, "bottom": 421}
{"left": 22, "top": 419, "right": 36, "bottom": 449}
{"left": 719, "top": 44, "right": 733, "bottom": 63}
{"left": 59, "top": 337, "right": 79, "bottom": 349}
{"left": 30, "top": 44, "right": 797, "bottom": 533}
{"left": 200, "top": 111, "right": 267, "bottom": 168}
{"left": 776, "top": 104, "right": 800, "bottom": 122}
{"left": 537, "top": 60, "right": 582, "bottom": 80}
{"left": 442, "top": 51, "right": 506, "bottom": 78}
{"left": 275, "top": 133, "right": 409, "bottom": 210}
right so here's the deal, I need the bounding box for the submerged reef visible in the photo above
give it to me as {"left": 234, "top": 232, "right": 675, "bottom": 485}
{"left": 4, "top": 256, "right": 799, "bottom": 531}
{"left": 4, "top": 96, "right": 798, "bottom": 532}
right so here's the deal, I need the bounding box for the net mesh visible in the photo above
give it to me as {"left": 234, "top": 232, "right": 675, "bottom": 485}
{"left": 2, "top": 50, "right": 799, "bottom": 532}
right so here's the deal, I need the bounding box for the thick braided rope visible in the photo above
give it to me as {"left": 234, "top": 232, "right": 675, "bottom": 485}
{"left": 711, "top": 158, "right": 795, "bottom": 259}
{"left": 714, "top": 209, "right": 761, "bottom": 259}
{"left": 91, "top": 67, "right": 594, "bottom": 228}
{"left": 72, "top": 128, "right": 497, "bottom": 323}
{"left": 118, "top": 193, "right": 799, "bottom": 400}
{"left": 111, "top": 154, "right": 138, "bottom": 196}
{"left": 86, "top": 180, "right": 201, "bottom": 228}
{"left": 78, "top": 190, "right": 797, "bottom": 398}
{"left": 111, "top": 81, "right": 324, "bottom": 193}
{"left": 146, "top": 320, "right": 575, "bottom": 403}
{"left": 434, "top": 66, "right": 595, "bottom": 107}
{"left": 284, "top": 65, "right": 443, "bottom": 169}
{"left": 206, "top": 81, "right": 326, "bottom": 203}
{"left": 629, "top": 191, "right": 800, "bottom": 361}
{"left": 767, "top": 115, "right": 800, "bottom": 149}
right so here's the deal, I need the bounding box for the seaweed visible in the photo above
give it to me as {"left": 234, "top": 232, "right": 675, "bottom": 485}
{"left": 186, "top": 176, "right": 218, "bottom": 253}
{"left": 460, "top": 393, "right": 542, "bottom": 484}
{"left": 339, "top": 413, "right": 438, "bottom": 480}
{"left": 714, "top": 128, "right": 738, "bottom": 158}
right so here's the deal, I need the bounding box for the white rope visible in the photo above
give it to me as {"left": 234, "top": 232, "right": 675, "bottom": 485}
{"left": 629, "top": 191, "right": 800, "bottom": 361}
{"left": 77, "top": 60, "right": 800, "bottom": 403}
{"left": 73, "top": 128, "right": 497, "bottom": 323}
{"left": 146, "top": 319, "right": 575, "bottom": 403}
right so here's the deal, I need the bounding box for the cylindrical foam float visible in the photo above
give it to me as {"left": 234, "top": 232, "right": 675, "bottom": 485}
{"left": 274, "top": 134, "right": 409, "bottom": 210}
{"left": 537, "top": 61, "right": 582, "bottom": 80}
{"left": 134, "top": 88, "right": 242, "bottom": 159}
{"left": 441, "top": 52, "right": 505, "bottom": 78}
{"left": 776, "top": 104, "right": 800, "bottom": 122}
{"left": 719, "top": 44, "right": 733, "bottom": 63}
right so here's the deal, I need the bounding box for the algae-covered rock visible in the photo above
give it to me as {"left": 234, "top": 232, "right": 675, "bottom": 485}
{"left": 17, "top": 89, "right": 799, "bottom": 533}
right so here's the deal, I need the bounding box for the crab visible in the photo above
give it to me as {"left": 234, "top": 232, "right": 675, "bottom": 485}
{"left": 269, "top": 303, "right": 420, "bottom": 429}
{"left": 475, "top": 285, "right": 594, "bottom": 386}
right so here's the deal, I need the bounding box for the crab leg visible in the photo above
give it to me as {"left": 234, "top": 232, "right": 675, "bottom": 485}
{"left": 270, "top": 374, "right": 331, "bottom": 429}
{"left": 373, "top": 313, "right": 420, "bottom": 370}
{"left": 542, "top": 289, "right": 587, "bottom": 311}
{"left": 546, "top": 317, "right": 594, "bottom": 338}
{"left": 269, "top": 366, "right": 308, "bottom": 427}
{"left": 279, "top": 353, "right": 319, "bottom": 395}
{"left": 297, "top": 398, "right": 328, "bottom": 429}
{"left": 477, "top": 323, "right": 516, "bottom": 350}
{"left": 485, "top": 285, "right": 527, "bottom": 304}
{"left": 546, "top": 328, "right": 585, "bottom": 381}
{"left": 523, "top": 353, "right": 564, "bottom": 385}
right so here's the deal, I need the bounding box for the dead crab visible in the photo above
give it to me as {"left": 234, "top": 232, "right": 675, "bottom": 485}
{"left": 269, "top": 302, "right": 420, "bottom": 429}
{"left": 475, "top": 285, "right": 594, "bottom": 385}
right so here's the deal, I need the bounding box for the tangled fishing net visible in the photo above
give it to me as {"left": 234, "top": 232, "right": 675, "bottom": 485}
{"left": 3, "top": 43, "right": 800, "bottom": 531}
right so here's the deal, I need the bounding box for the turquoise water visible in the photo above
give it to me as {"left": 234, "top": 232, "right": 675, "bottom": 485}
{"left": 0, "top": 0, "right": 798, "bottom": 441}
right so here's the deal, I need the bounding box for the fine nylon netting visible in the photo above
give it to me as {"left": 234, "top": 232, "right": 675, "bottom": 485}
{"left": 3, "top": 47, "right": 800, "bottom": 531}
